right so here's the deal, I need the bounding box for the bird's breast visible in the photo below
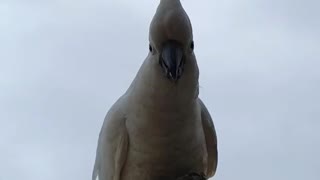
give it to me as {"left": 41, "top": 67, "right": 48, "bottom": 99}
{"left": 122, "top": 106, "right": 207, "bottom": 180}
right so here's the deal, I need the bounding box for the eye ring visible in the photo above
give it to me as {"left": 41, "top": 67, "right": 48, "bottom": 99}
{"left": 149, "top": 44, "right": 153, "bottom": 52}
{"left": 190, "top": 41, "right": 194, "bottom": 50}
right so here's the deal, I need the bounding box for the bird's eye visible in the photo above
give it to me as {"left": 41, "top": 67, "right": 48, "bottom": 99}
{"left": 149, "top": 44, "right": 153, "bottom": 52}
{"left": 190, "top": 41, "right": 194, "bottom": 50}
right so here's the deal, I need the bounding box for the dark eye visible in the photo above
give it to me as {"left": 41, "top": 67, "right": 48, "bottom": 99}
{"left": 149, "top": 44, "right": 153, "bottom": 52}
{"left": 190, "top": 41, "right": 194, "bottom": 50}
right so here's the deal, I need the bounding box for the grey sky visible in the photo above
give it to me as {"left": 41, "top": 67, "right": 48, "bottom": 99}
{"left": 0, "top": 0, "right": 319, "bottom": 180}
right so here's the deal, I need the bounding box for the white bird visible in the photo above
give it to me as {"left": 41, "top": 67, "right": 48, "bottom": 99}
{"left": 92, "top": 0, "right": 218, "bottom": 180}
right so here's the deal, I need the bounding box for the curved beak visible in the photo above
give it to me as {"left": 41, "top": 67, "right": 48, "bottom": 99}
{"left": 160, "top": 41, "right": 184, "bottom": 81}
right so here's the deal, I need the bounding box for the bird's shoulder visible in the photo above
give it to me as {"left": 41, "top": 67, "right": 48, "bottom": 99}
{"left": 99, "top": 94, "right": 129, "bottom": 137}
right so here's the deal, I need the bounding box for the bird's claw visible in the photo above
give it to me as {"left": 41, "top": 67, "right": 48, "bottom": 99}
{"left": 176, "top": 172, "right": 207, "bottom": 180}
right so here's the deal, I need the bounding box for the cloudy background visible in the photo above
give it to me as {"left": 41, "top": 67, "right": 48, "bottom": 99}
{"left": 1, "top": 0, "right": 319, "bottom": 179}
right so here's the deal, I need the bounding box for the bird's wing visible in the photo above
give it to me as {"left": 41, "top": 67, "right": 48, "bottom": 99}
{"left": 92, "top": 98, "right": 129, "bottom": 180}
{"left": 198, "top": 98, "right": 218, "bottom": 178}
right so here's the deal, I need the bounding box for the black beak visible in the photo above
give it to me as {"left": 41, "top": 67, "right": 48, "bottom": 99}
{"left": 160, "top": 40, "right": 184, "bottom": 81}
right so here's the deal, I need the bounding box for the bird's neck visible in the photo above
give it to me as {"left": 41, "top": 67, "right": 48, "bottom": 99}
{"left": 128, "top": 56, "right": 199, "bottom": 110}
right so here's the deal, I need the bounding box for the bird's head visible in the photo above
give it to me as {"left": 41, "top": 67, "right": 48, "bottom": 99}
{"left": 148, "top": 0, "right": 195, "bottom": 82}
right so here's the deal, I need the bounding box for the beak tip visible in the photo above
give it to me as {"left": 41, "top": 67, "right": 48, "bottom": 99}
{"left": 167, "top": 72, "right": 180, "bottom": 82}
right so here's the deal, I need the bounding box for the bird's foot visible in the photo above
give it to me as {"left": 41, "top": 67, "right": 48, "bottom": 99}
{"left": 175, "top": 172, "right": 207, "bottom": 180}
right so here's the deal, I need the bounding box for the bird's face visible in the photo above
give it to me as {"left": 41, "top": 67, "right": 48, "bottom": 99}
{"left": 148, "top": 0, "right": 194, "bottom": 82}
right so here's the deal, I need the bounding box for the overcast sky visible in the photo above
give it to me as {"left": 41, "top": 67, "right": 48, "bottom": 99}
{"left": 1, "top": 0, "right": 319, "bottom": 180}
